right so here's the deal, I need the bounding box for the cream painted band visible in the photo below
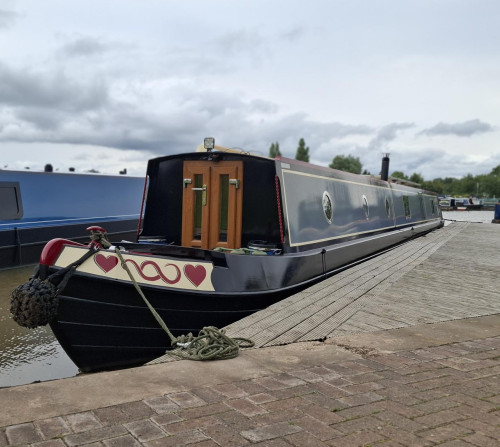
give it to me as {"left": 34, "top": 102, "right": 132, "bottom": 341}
{"left": 54, "top": 246, "right": 215, "bottom": 291}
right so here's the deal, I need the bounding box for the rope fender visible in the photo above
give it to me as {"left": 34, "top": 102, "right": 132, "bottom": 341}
{"left": 10, "top": 248, "right": 96, "bottom": 329}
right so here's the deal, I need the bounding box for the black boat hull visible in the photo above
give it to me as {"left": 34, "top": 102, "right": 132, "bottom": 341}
{"left": 47, "top": 219, "right": 441, "bottom": 372}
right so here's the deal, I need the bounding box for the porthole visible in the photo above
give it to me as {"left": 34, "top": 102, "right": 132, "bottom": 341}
{"left": 322, "top": 191, "right": 333, "bottom": 224}
{"left": 362, "top": 195, "right": 369, "bottom": 219}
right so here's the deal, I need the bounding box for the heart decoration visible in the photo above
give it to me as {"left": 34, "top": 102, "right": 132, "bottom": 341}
{"left": 184, "top": 264, "right": 207, "bottom": 287}
{"left": 94, "top": 254, "right": 119, "bottom": 273}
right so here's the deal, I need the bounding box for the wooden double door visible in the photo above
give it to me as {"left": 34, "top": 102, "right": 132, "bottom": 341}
{"left": 181, "top": 161, "right": 243, "bottom": 250}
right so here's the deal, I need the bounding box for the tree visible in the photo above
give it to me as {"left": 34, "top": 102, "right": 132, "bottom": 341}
{"left": 295, "top": 138, "right": 310, "bottom": 162}
{"left": 409, "top": 173, "right": 424, "bottom": 184}
{"left": 391, "top": 171, "right": 408, "bottom": 180}
{"left": 268, "top": 142, "right": 281, "bottom": 158}
{"left": 329, "top": 155, "right": 362, "bottom": 174}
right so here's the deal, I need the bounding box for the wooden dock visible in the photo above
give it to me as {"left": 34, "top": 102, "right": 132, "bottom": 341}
{"left": 149, "top": 221, "right": 500, "bottom": 363}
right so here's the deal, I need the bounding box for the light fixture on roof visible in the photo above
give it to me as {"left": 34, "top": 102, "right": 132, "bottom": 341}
{"left": 204, "top": 137, "right": 215, "bottom": 152}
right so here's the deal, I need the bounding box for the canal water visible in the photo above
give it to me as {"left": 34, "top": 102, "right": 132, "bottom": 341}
{"left": 0, "top": 209, "right": 497, "bottom": 388}
{"left": 0, "top": 265, "right": 79, "bottom": 388}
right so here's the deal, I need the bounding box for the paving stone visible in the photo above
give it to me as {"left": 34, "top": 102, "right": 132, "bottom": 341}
{"left": 252, "top": 377, "right": 290, "bottom": 391}
{"left": 288, "top": 369, "right": 325, "bottom": 383}
{"left": 285, "top": 430, "right": 331, "bottom": 446}
{"left": 31, "top": 440, "right": 67, "bottom": 447}
{"left": 167, "top": 392, "right": 206, "bottom": 408}
{"left": 332, "top": 415, "right": 384, "bottom": 434}
{"left": 413, "top": 409, "right": 465, "bottom": 428}
{"left": 416, "top": 422, "right": 474, "bottom": 444}
{"left": 94, "top": 406, "right": 135, "bottom": 426}
{"left": 6, "top": 422, "right": 42, "bottom": 444}
{"left": 64, "top": 426, "right": 128, "bottom": 446}
{"left": 272, "top": 373, "right": 306, "bottom": 388}
{"left": 190, "top": 387, "right": 225, "bottom": 403}
{"left": 251, "top": 408, "right": 305, "bottom": 427}
{"left": 144, "top": 396, "right": 180, "bottom": 414}
{"left": 337, "top": 391, "right": 385, "bottom": 407}
{"left": 247, "top": 393, "right": 277, "bottom": 404}
{"left": 240, "top": 421, "right": 302, "bottom": 442}
{"left": 325, "top": 430, "right": 386, "bottom": 447}
{"left": 177, "top": 402, "right": 230, "bottom": 420}
{"left": 124, "top": 420, "right": 165, "bottom": 442}
{"left": 36, "top": 417, "right": 71, "bottom": 439}
{"left": 212, "top": 383, "right": 248, "bottom": 399}
{"left": 413, "top": 396, "right": 462, "bottom": 414}
{"left": 293, "top": 415, "right": 342, "bottom": 441}
{"left": 66, "top": 411, "right": 102, "bottom": 432}
{"left": 118, "top": 401, "right": 155, "bottom": 420}
{"left": 164, "top": 415, "right": 220, "bottom": 435}
{"left": 102, "top": 434, "right": 141, "bottom": 447}
{"left": 462, "top": 432, "right": 500, "bottom": 447}
{"left": 232, "top": 381, "right": 269, "bottom": 396}
{"left": 225, "top": 398, "right": 268, "bottom": 417}
{"left": 150, "top": 413, "right": 183, "bottom": 426}
{"left": 144, "top": 429, "right": 209, "bottom": 446}
{"left": 201, "top": 423, "right": 250, "bottom": 447}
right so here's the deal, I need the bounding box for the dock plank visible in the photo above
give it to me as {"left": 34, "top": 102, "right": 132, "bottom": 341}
{"left": 225, "top": 222, "right": 500, "bottom": 347}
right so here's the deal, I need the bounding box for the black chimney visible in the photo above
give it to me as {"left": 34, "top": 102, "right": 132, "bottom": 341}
{"left": 381, "top": 153, "right": 390, "bottom": 181}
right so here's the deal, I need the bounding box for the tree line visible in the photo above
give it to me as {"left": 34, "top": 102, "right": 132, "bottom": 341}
{"left": 268, "top": 139, "right": 500, "bottom": 197}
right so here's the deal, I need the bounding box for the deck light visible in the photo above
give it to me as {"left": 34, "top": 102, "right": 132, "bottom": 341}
{"left": 204, "top": 137, "right": 215, "bottom": 152}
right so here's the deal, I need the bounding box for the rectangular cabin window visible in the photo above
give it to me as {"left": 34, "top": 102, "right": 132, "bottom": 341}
{"left": 193, "top": 174, "right": 204, "bottom": 240}
{"left": 0, "top": 182, "right": 23, "bottom": 220}
{"left": 219, "top": 174, "right": 229, "bottom": 243}
{"left": 402, "top": 195, "right": 411, "bottom": 219}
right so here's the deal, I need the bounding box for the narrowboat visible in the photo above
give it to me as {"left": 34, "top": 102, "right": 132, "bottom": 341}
{"left": 11, "top": 140, "right": 443, "bottom": 372}
{"left": 0, "top": 169, "right": 144, "bottom": 269}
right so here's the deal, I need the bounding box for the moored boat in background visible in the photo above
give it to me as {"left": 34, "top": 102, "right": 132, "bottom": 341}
{"left": 11, "top": 139, "right": 443, "bottom": 372}
{"left": 0, "top": 169, "right": 144, "bottom": 269}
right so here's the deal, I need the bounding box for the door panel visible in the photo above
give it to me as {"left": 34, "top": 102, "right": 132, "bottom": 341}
{"left": 182, "top": 161, "right": 243, "bottom": 249}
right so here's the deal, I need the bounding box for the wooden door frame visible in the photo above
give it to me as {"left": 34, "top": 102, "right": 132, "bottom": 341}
{"left": 181, "top": 160, "right": 243, "bottom": 250}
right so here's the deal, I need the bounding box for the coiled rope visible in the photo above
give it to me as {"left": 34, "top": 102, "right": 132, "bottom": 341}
{"left": 89, "top": 230, "right": 255, "bottom": 361}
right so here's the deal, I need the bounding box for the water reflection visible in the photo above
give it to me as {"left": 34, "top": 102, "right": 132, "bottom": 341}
{"left": 0, "top": 265, "right": 79, "bottom": 388}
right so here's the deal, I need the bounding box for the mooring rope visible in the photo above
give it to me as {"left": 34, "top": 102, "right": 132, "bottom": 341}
{"left": 87, "top": 230, "right": 254, "bottom": 361}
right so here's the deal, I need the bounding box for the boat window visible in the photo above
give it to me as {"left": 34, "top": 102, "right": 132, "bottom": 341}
{"left": 362, "top": 195, "right": 369, "bottom": 219}
{"left": 431, "top": 199, "right": 436, "bottom": 214}
{"left": 385, "top": 197, "right": 391, "bottom": 218}
{"left": 322, "top": 191, "right": 333, "bottom": 224}
{"left": 219, "top": 174, "right": 229, "bottom": 242}
{"left": 193, "top": 174, "right": 204, "bottom": 240}
{"left": 403, "top": 195, "right": 411, "bottom": 219}
{"left": 0, "top": 182, "right": 23, "bottom": 220}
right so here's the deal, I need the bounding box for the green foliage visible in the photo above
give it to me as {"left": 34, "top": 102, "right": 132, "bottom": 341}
{"left": 409, "top": 173, "right": 424, "bottom": 184}
{"left": 268, "top": 142, "right": 281, "bottom": 158}
{"left": 295, "top": 138, "right": 310, "bottom": 162}
{"left": 391, "top": 171, "right": 408, "bottom": 180}
{"left": 329, "top": 155, "right": 362, "bottom": 174}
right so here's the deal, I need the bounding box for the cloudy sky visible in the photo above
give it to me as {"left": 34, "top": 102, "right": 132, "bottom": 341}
{"left": 0, "top": 0, "right": 499, "bottom": 179}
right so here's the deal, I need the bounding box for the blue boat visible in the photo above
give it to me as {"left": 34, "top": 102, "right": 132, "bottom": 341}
{"left": 0, "top": 169, "right": 145, "bottom": 268}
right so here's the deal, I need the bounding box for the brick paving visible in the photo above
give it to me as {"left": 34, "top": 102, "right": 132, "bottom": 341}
{"left": 2, "top": 335, "right": 500, "bottom": 446}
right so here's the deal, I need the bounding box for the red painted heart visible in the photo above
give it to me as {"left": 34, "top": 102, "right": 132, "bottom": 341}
{"left": 184, "top": 264, "right": 206, "bottom": 287}
{"left": 94, "top": 253, "right": 118, "bottom": 273}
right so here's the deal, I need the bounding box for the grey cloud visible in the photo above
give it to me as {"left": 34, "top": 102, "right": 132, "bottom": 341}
{"left": 420, "top": 119, "right": 493, "bottom": 137}
{"left": 368, "top": 122, "right": 415, "bottom": 152}
{"left": 57, "top": 36, "right": 110, "bottom": 58}
{"left": 0, "top": 62, "right": 108, "bottom": 112}
{"left": 0, "top": 9, "right": 20, "bottom": 29}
